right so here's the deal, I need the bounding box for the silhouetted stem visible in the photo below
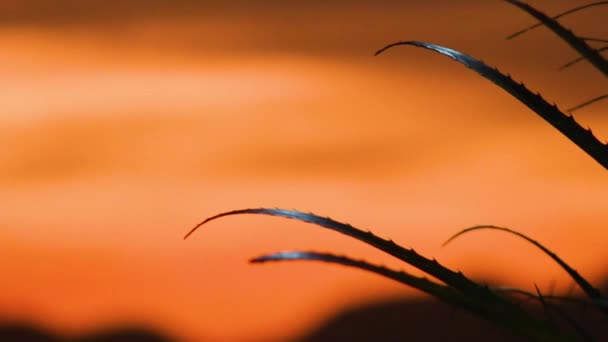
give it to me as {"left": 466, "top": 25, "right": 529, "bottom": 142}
{"left": 504, "top": 0, "right": 608, "bottom": 77}
{"left": 506, "top": 1, "right": 608, "bottom": 40}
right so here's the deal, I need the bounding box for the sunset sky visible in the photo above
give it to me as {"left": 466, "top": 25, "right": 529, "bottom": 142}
{"left": 1, "top": 1, "right": 607, "bottom": 341}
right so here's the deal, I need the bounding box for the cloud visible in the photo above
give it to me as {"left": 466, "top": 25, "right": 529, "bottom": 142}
{"left": 0, "top": 1, "right": 429, "bottom": 26}
{"left": 228, "top": 138, "right": 421, "bottom": 179}
{"left": 0, "top": 0, "right": 587, "bottom": 66}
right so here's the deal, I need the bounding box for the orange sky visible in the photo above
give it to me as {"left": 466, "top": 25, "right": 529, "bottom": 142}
{"left": 1, "top": 1, "right": 607, "bottom": 341}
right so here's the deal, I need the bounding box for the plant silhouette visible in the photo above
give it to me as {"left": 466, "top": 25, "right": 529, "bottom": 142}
{"left": 186, "top": 1, "right": 608, "bottom": 341}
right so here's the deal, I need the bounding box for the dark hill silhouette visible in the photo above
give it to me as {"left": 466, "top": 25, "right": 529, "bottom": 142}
{"left": 77, "top": 327, "right": 173, "bottom": 342}
{"left": 0, "top": 324, "right": 59, "bottom": 342}
{"left": 0, "top": 324, "right": 174, "bottom": 342}
{"left": 298, "top": 297, "right": 521, "bottom": 342}
{"left": 299, "top": 280, "right": 608, "bottom": 342}
{"left": 1, "top": 281, "right": 607, "bottom": 341}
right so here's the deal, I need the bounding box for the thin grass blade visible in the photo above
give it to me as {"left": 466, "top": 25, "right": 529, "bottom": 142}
{"left": 535, "top": 284, "right": 594, "bottom": 342}
{"left": 535, "top": 284, "right": 556, "bottom": 325}
{"left": 559, "top": 46, "right": 608, "bottom": 70}
{"left": 443, "top": 225, "right": 607, "bottom": 314}
{"left": 375, "top": 40, "right": 608, "bottom": 170}
{"left": 581, "top": 37, "right": 608, "bottom": 44}
{"left": 506, "top": 1, "right": 608, "bottom": 40}
{"left": 504, "top": 0, "right": 608, "bottom": 77}
{"left": 495, "top": 287, "right": 590, "bottom": 305}
{"left": 568, "top": 94, "right": 608, "bottom": 113}
{"left": 496, "top": 287, "right": 594, "bottom": 341}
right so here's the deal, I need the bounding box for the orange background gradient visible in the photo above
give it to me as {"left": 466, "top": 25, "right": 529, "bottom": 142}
{"left": 1, "top": 1, "right": 607, "bottom": 341}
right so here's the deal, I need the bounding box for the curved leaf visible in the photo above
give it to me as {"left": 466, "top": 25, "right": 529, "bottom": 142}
{"left": 375, "top": 40, "right": 608, "bottom": 170}
{"left": 252, "top": 250, "right": 573, "bottom": 342}
{"left": 442, "top": 225, "right": 606, "bottom": 312}
{"left": 251, "top": 250, "right": 477, "bottom": 311}
{"left": 504, "top": 0, "right": 608, "bottom": 77}
{"left": 185, "top": 208, "right": 493, "bottom": 299}
{"left": 506, "top": 1, "right": 608, "bottom": 40}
